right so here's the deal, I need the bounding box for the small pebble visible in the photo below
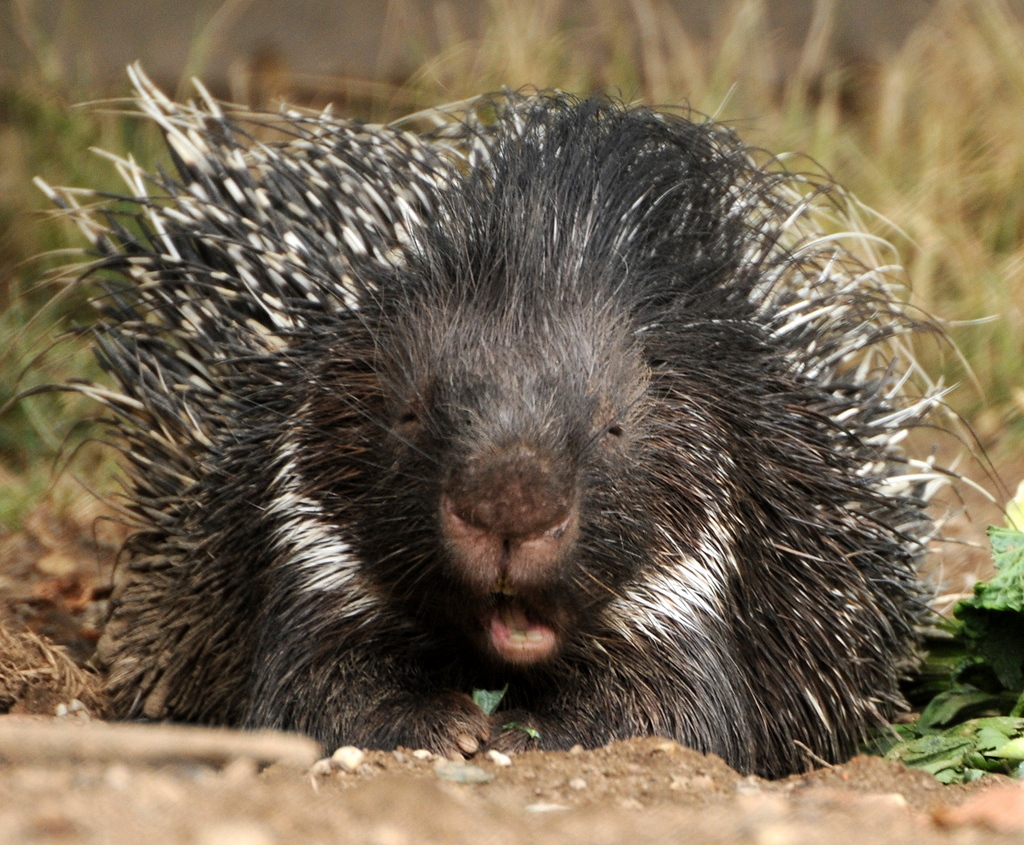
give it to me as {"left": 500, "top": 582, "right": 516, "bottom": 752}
{"left": 525, "top": 803, "right": 570, "bottom": 813}
{"left": 55, "top": 700, "right": 89, "bottom": 719}
{"left": 411, "top": 749, "right": 435, "bottom": 761}
{"left": 872, "top": 793, "right": 907, "bottom": 809}
{"left": 567, "top": 777, "right": 587, "bottom": 791}
{"left": 433, "top": 760, "right": 494, "bottom": 784}
{"left": 331, "top": 746, "right": 366, "bottom": 773}
{"left": 735, "top": 775, "right": 763, "bottom": 796}
{"left": 309, "top": 758, "right": 333, "bottom": 777}
{"left": 568, "top": 745, "right": 584, "bottom": 755}
{"left": 486, "top": 749, "right": 512, "bottom": 767}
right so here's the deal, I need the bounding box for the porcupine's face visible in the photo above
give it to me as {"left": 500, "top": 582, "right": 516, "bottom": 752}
{"left": 352, "top": 94, "right": 748, "bottom": 670}
{"left": 368, "top": 297, "right": 653, "bottom": 670}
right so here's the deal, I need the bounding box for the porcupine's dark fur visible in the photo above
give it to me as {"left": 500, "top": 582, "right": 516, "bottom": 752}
{"left": 38, "top": 66, "right": 948, "bottom": 778}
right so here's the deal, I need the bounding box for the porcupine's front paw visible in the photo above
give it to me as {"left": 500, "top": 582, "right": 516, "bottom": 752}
{"left": 389, "top": 691, "right": 492, "bottom": 758}
{"left": 488, "top": 708, "right": 545, "bottom": 754}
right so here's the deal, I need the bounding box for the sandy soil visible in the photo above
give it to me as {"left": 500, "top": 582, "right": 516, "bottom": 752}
{"left": 0, "top": 455, "right": 1022, "bottom": 845}
{"left": 2, "top": 718, "right": 1024, "bottom": 845}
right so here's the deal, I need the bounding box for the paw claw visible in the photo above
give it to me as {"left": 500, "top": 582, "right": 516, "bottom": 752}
{"left": 455, "top": 731, "right": 480, "bottom": 756}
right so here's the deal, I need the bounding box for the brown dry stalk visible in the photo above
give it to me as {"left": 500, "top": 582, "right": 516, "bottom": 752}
{"left": 0, "top": 623, "right": 104, "bottom": 715}
{"left": 0, "top": 719, "right": 322, "bottom": 768}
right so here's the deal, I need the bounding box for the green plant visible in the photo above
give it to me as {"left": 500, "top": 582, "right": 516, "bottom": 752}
{"left": 875, "top": 485, "right": 1024, "bottom": 783}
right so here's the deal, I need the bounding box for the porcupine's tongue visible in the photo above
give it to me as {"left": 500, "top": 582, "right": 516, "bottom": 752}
{"left": 489, "top": 606, "right": 556, "bottom": 665}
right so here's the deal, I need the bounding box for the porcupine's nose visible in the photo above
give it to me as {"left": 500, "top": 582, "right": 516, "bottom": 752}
{"left": 440, "top": 444, "right": 578, "bottom": 593}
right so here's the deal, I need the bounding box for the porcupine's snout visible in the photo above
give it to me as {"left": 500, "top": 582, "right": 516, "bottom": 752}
{"left": 440, "top": 443, "right": 579, "bottom": 665}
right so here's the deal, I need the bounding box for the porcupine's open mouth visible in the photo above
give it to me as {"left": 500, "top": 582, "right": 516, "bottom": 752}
{"left": 487, "top": 600, "right": 557, "bottom": 665}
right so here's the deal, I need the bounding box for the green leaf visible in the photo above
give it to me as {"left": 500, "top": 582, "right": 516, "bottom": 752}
{"left": 1012, "top": 689, "right": 1024, "bottom": 718}
{"left": 942, "top": 716, "right": 1024, "bottom": 742}
{"left": 881, "top": 717, "right": 1024, "bottom": 783}
{"left": 975, "top": 725, "right": 1019, "bottom": 752}
{"left": 884, "top": 734, "right": 973, "bottom": 770}
{"left": 501, "top": 722, "right": 540, "bottom": 739}
{"left": 933, "top": 768, "right": 962, "bottom": 784}
{"left": 953, "top": 526, "right": 1024, "bottom": 691}
{"left": 472, "top": 687, "right": 507, "bottom": 716}
{"left": 1005, "top": 481, "right": 1024, "bottom": 532}
{"left": 985, "top": 737, "right": 1024, "bottom": 761}
{"left": 918, "top": 686, "right": 1007, "bottom": 728}
{"left": 962, "top": 768, "right": 990, "bottom": 783}
{"left": 877, "top": 519, "right": 1024, "bottom": 782}
{"left": 988, "top": 527, "right": 1024, "bottom": 599}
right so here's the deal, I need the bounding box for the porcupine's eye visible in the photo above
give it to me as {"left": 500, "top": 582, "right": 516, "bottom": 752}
{"left": 599, "top": 418, "right": 629, "bottom": 453}
{"left": 594, "top": 393, "right": 629, "bottom": 451}
{"left": 393, "top": 401, "right": 425, "bottom": 441}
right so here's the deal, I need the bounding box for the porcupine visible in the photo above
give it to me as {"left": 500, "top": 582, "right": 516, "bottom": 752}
{"left": 37, "top": 66, "right": 948, "bottom": 779}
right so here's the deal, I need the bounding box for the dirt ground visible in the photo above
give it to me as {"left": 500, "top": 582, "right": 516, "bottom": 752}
{"left": 0, "top": 449, "right": 1022, "bottom": 845}
{"left": 2, "top": 724, "right": 1024, "bottom": 845}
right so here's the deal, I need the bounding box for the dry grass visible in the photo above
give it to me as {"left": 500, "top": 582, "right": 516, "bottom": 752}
{"left": 2, "top": 0, "right": 1023, "bottom": 525}
{"left": 0, "top": 623, "right": 104, "bottom": 715}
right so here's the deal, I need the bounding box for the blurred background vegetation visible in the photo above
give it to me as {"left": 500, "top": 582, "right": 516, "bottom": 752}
{"left": 2, "top": 0, "right": 1023, "bottom": 527}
